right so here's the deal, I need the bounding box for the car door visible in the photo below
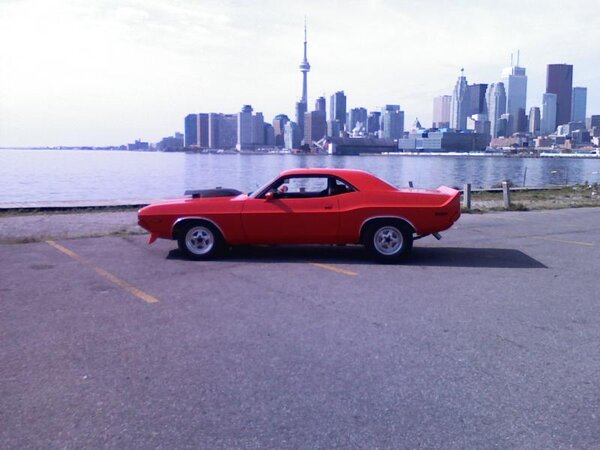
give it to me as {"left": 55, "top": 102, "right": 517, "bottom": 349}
{"left": 241, "top": 176, "right": 340, "bottom": 244}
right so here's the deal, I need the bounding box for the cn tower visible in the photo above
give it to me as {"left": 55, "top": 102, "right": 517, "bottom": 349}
{"left": 299, "top": 18, "right": 310, "bottom": 104}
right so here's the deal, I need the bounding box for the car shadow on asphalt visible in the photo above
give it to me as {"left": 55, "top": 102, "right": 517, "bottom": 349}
{"left": 167, "top": 245, "right": 547, "bottom": 269}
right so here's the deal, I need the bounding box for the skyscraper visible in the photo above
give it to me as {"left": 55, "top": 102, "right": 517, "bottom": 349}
{"left": 529, "top": 107, "right": 541, "bottom": 136}
{"left": 450, "top": 69, "right": 470, "bottom": 130}
{"left": 284, "top": 121, "right": 301, "bottom": 149}
{"left": 295, "top": 19, "right": 310, "bottom": 136}
{"left": 272, "top": 114, "right": 290, "bottom": 147}
{"left": 237, "top": 105, "right": 254, "bottom": 150}
{"left": 468, "top": 84, "right": 488, "bottom": 116}
{"left": 501, "top": 55, "right": 527, "bottom": 134}
{"left": 197, "top": 113, "right": 209, "bottom": 147}
{"left": 380, "top": 105, "right": 404, "bottom": 140}
{"left": 329, "top": 91, "right": 347, "bottom": 129}
{"left": 367, "top": 111, "right": 381, "bottom": 135}
{"left": 541, "top": 93, "right": 557, "bottom": 136}
{"left": 315, "top": 96, "right": 326, "bottom": 115}
{"left": 304, "top": 110, "right": 326, "bottom": 146}
{"left": 184, "top": 114, "right": 198, "bottom": 147}
{"left": 546, "top": 64, "right": 573, "bottom": 127}
{"left": 252, "top": 112, "right": 265, "bottom": 146}
{"left": 486, "top": 82, "right": 507, "bottom": 138}
{"left": 571, "top": 87, "right": 587, "bottom": 123}
{"left": 432, "top": 95, "right": 451, "bottom": 128}
{"left": 347, "top": 107, "right": 367, "bottom": 134}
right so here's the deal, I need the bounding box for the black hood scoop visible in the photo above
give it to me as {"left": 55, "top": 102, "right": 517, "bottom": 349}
{"left": 184, "top": 187, "right": 243, "bottom": 199}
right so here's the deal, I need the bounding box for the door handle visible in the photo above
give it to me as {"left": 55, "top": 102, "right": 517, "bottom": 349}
{"left": 324, "top": 205, "right": 333, "bottom": 210}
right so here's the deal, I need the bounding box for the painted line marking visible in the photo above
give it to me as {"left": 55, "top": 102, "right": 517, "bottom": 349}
{"left": 309, "top": 262, "right": 358, "bottom": 276}
{"left": 532, "top": 236, "right": 598, "bottom": 248}
{"left": 46, "top": 240, "right": 159, "bottom": 304}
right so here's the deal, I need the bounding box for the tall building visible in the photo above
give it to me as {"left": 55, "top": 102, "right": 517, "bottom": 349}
{"left": 380, "top": 105, "right": 404, "bottom": 140}
{"left": 284, "top": 121, "right": 302, "bottom": 149}
{"left": 327, "top": 120, "right": 341, "bottom": 138}
{"left": 184, "top": 114, "right": 198, "bottom": 147}
{"left": 450, "top": 69, "right": 470, "bottom": 130}
{"left": 529, "top": 107, "right": 541, "bottom": 136}
{"left": 220, "top": 114, "right": 237, "bottom": 149}
{"left": 237, "top": 105, "right": 254, "bottom": 150}
{"left": 304, "top": 111, "right": 327, "bottom": 146}
{"left": 252, "top": 112, "right": 265, "bottom": 146}
{"left": 468, "top": 83, "right": 488, "bottom": 116}
{"left": 264, "top": 123, "right": 275, "bottom": 146}
{"left": 208, "top": 113, "right": 220, "bottom": 148}
{"left": 367, "top": 111, "right": 381, "bottom": 135}
{"left": 546, "top": 64, "right": 573, "bottom": 127}
{"left": 295, "top": 20, "right": 310, "bottom": 136}
{"left": 571, "top": 87, "right": 587, "bottom": 123}
{"left": 432, "top": 95, "right": 451, "bottom": 128}
{"left": 329, "top": 91, "right": 347, "bottom": 129}
{"left": 486, "top": 82, "right": 507, "bottom": 138}
{"left": 315, "top": 96, "right": 326, "bottom": 115}
{"left": 541, "top": 93, "right": 557, "bottom": 136}
{"left": 347, "top": 107, "right": 367, "bottom": 134}
{"left": 197, "top": 113, "right": 209, "bottom": 147}
{"left": 501, "top": 56, "right": 527, "bottom": 134}
{"left": 272, "top": 114, "right": 290, "bottom": 147}
{"left": 295, "top": 101, "right": 307, "bottom": 140}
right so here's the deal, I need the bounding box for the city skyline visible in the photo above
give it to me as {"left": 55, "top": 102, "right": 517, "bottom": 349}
{"left": 1, "top": 0, "right": 600, "bottom": 147}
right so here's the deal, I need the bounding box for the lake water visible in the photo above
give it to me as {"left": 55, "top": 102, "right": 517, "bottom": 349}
{"left": 1, "top": 149, "right": 600, "bottom": 202}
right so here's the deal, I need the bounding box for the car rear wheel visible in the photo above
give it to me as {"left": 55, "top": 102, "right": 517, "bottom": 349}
{"left": 364, "top": 222, "right": 413, "bottom": 262}
{"left": 177, "top": 222, "right": 224, "bottom": 260}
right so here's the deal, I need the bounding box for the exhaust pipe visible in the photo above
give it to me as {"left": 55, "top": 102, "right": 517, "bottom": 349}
{"left": 432, "top": 232, "right": 442, "bottom": 240}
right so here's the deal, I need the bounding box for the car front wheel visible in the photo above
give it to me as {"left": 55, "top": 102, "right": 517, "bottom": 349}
{"left": 177, "top": 222, "right": 224, "bottom": 260}
{"left": 365, "top": 222, "right": 413, "bottom": 262}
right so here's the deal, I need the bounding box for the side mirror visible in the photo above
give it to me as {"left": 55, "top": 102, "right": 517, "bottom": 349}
{"left": 265, "top": 192, "right": 275, "bottom": 201}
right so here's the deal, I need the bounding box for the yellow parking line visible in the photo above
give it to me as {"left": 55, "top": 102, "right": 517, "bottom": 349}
{"left": 309, "top": 262, "right": 357, "bottom": 276}
{"left": 532, "top": 236, "right": 598, "bottom": 247}
{"left": 46, "top": 240, "right": 159, "bottom": 304}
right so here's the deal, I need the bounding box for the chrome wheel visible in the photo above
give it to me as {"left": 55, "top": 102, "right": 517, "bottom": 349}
{"left": 185, "top": 226, "right": 214, "bottom": 255}
{"left": 373, "top": 226, "right": 403, "bottom": 256}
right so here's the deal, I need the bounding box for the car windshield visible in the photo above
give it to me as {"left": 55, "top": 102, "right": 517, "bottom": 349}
{"left": 249, "top": 175, "right": 280, "bottom": 199}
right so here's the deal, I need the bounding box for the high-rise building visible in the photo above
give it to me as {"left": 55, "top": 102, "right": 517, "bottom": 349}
{"left": 208, "top": 113, "right": 220, "bottom": 148}
{"left": 450, "top": 69, "right": 470, "bottom": 130}
{"left": 315, "top": 96, "right": 326, "bottom": 115}
{"left": 284, "top": 121, "right": 302, "bottom": 149}
{"left": 252, "top": 112, "right": 265, "bottom": 146}
{"left": 329, "top": 91, "right": 347, "bottom": 129}
{"left": 380, "top": 105, "right": 404, "bottom": 140}
{"left": 541, "top": 93, "right": 557, "bottom": 136}
{"left": 486, "top": 82, "right": 507, "bottom": 138}
{"left": 219, "top": 114, "right": 238, "bottom": 149}
{"left": 529, "top": 107, "right": 541, "bottom": 136}
{"left": 571, "top": 87, "right": 587, "bottom": 123}
{"left": 184, "top": 114, "right": 198, "bottom": 147}
{"left": 327, "top": 120, "right": 341, "bottom": 138}
{"left": 272, "top": 114, "right": 290, "bottom": 147}
{"left": 546, "top": 64, "right": 573, "bottom": 127}
{"left": 347, "top": 107, "right": 367, "bottom": 134}
{"left": 367, "top": 111, "right": 381, "bottom": 135}
{"left": 295, "top": 101, "right": 307, "bottom": 139}
{"left": 433, "top": 95, "right": 452, "bottom": 128}
{"left": 295, "top": 20, "right": 310, "bottom": 137}
{"left": 264, "top": 123, "right": 275, "bottom": 146}
{"left": 197, "top": 113, "right": 209, "bottom": 148}
{"left": 237, "top": 105, "right": 254, "bottom": 150}
{"left": 501, "top": 56, "right": 527, "bottom": 134}
{"left": 468, "top": 84, "right": 488, "bottom": 116}
{"left": 304, "top": 111, "right": 327, "bottom": 146}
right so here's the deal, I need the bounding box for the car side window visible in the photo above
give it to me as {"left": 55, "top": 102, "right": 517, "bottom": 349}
{"left": 328, "top": 177, "right": 355, "bottom": 196}
{"left": 265, "top": 176, "right": 330, "bottom": 199}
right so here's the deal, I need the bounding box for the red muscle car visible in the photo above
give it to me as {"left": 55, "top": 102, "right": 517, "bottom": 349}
{"left": 137, "top": 168, "right": 460, "bottom": 262}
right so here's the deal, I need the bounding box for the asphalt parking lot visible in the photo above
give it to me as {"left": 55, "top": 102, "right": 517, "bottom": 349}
{"left": 1, "top": 208, "right": 600, "bottom": 448}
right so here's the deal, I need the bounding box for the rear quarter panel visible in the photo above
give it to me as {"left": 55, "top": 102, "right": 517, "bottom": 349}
{"left": 337, "top": 189, "right": 460, "bottom": 242}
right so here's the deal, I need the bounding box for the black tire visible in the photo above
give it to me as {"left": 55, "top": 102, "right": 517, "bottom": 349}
{"left": 364, "top": 221, "right": 413, "bottom": 262}
{"left": 176, "top": 221, "right": 225, "bottom": 260}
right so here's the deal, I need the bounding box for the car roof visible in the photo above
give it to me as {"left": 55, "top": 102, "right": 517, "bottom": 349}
{"left": 278, "top": 168, "right": 397, "bottom": 191}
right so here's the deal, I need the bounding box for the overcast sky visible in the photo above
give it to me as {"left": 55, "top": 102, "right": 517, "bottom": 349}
{"left": 1, "top": 0, "right": 599, "bottom": 147}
